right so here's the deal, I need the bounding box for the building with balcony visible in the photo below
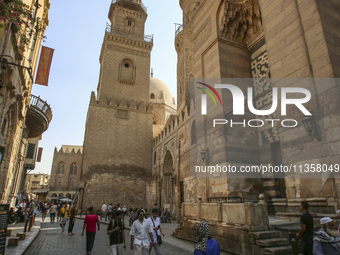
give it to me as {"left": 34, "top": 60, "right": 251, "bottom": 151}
{"left": 0, "top": 0, "right": 51, "bottom": 206}
{"left": 25, "top": 173, "right": 49, "bottom": 193}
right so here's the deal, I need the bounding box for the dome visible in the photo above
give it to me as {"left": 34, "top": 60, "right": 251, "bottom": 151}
{"left": 149, "top": 77, "right": 175, "bottom": 106}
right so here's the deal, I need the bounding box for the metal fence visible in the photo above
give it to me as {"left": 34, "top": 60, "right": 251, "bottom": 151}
{"left": 30, "top": 95, "right": 52, "bottom": 122}
{"left": 207, "top": 196, "right": 245, "bottom": 203}
{"left": 105, "top": 24, "right": 153, "bottom": 43}
{"left": 111, "top": 0, "right": 147, "bottom": 13}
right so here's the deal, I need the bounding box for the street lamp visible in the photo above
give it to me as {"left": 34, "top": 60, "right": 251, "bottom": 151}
{"left": 200, "top": 150, "right": 207, "bottom": 163}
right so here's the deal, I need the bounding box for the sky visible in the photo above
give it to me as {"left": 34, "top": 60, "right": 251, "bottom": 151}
{"left": 31, "top": 0, "right": 183, "bottom": 175}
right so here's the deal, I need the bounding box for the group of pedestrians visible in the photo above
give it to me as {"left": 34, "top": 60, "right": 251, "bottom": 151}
{"left": 81, "top": 203, "right": 220, "bottom": 255}
{"left": 297, "top": 201, "right": 340, "bottom": 255}
{"left": 100, "top": 202, "right": 128, "bottom": 221}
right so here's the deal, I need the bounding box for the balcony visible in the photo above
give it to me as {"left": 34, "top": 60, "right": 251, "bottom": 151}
{"left": 175, "top": 24, "right": 183, "bottom": 36}
{"left": 25, "top": 95, "right": 52, "bottom": 138}
{"left": 105, "top": 24, "right": 153, "bottom": 43}
{"left": 111, "top": 0, "right": 147, "bottom": 13}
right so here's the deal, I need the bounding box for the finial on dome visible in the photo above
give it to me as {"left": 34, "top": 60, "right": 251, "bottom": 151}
{"left": 151, "top": 68, "right": 154, "bottom": 77}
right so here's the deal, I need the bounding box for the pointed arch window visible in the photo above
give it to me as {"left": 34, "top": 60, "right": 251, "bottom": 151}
{"left": 57, "top": 162, "right": 65, "bottom": 174}
{"left": 70, "top": 162, "right": 77, "bottom": 175}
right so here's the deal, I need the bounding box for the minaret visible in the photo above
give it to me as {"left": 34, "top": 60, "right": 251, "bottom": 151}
{"left": 96, "top": 0, "right": 153, "bottom": 103}
{"left": 80, "top": 0, "right": 153, "bottom": 209}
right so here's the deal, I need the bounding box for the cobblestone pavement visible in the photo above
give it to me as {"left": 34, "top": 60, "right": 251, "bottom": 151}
{"left": 23, "top": 219, "right": 192, "bottom": 255}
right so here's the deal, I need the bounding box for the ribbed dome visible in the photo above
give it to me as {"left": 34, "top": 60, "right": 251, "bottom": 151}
{"left": 150, "top": 77, "right": 175, "bottom": 106}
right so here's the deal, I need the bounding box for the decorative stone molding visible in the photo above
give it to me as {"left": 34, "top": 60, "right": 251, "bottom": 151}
{"left": 220, "top": 0, "right": 263, "bottom": 45}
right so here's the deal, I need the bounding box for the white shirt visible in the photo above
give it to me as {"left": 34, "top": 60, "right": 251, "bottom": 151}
{"left": 101, "top": 204, "right": 107, "bottom": 211}
{"left": 108, "top": 205, "right": 113, "bottom": 212}
{"left": 129, "top": 219, "right": 153, "bottom": 247}
{"left": 147, "top": 217, "right": 161, "bottom": 243}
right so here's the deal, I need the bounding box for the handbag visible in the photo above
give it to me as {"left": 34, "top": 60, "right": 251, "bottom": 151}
{"left": 151, "top": 217, "right": 162, "bottom": 245}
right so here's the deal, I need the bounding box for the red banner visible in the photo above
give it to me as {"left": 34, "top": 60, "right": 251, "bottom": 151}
{"left": 36, "top": 147, "right": 43, "bottom": 162}
{"left": 35, "top": 46, "right": 54, "bottom": 86}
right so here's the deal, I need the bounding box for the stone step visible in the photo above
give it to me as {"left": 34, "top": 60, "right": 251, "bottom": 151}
{"left": 250, "top": 231, "right": 281, "bottom": 240}
{"left": 16, "top": 232, "right": 26, "bottom": 240}
{"left": 262, "top": 245, "right": 293, "bottom": 255}
{"left": 256, "top": 237, "right": 290, "bottom": 247}
{"left": 6, "top": 229, "right": 12, "bottom": 236}
{"left": 7, "top": 237, "right": 19, "bottom": 246}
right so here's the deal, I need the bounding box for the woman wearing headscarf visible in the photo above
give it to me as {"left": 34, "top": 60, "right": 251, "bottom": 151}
{"left": 194, "top": 221, "right": 220, "bottom": 255}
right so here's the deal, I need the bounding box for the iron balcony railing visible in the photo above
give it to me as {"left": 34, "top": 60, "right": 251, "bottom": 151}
{"left": 111, "top": 0, "right": 147, "bottom": 13}
{"left": 208, "top": 196, "right": 245, "bottom": 203}
{"left": 105, "top": 23, "right": 153, "bottom": 43}
{"left": 175, "top": 24, "right": 183, "bottom": 36}
{"left": 30, "top": 95, "right": 52, "bottom": 123}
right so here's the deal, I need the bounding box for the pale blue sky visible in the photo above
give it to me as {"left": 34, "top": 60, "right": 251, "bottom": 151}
{"left": 31, "top": 0, "right": 182, "bottom": 174}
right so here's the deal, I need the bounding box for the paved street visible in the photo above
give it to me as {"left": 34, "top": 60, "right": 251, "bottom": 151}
{"left": 23, "top": 219, "right": 192, "bottom": 255}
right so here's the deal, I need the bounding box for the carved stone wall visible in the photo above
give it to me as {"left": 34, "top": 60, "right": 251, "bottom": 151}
{"left": 220, "top": 0, "right": 263, "bottom": 46}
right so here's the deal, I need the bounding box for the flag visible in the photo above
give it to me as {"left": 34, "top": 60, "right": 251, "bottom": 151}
{"left": 35, "top": 46, "right": 54, "bottom": 86}
{"left": 36, "top": 147, "right": 43, "bottom": 162}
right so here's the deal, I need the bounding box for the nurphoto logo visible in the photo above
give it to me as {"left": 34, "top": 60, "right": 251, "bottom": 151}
{"left": 196, "top": 82, "right": 312, "bottom": 128}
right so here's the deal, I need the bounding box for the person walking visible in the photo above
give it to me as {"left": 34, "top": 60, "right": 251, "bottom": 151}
{"left": 68, "top": 202, "right": 77, "bottom": 236}
{"left": 147, "top": 208, "right": 165, "bottom": 255}
{"left": 194, "top": 221, "right": 220, "bottom": 255}
{"left": 313, "top": 217, "right": 340, "bottom": 254}
{"left": 152, "top": 203, "right": 160, "bottom": 216}
{"left": 107, "top": 211, "right": 126, "bottom": 255}
{"left": 296, "top": 202, "right": 314, "bottom": 255}
{"left": 108, "top": 203, "right": 113, "bottom": 220}
{"left": 57, "top": 203, "right": 61, "bottom": 222}
{"left": 130, "top": 210, "right": 154, "bottom": 255}
{"left": 41, "top": 203, "right": 47, "bottom": 222}
{"left": 59, "top": 204, "right": 69, "bottom": 233}
{"left": 82, "top": 206, "right": 100, "bottom": 255}
{"left": 49, "top": 203, "right": 57, "bottom": 223}
{"left": 129, "top": 208, "right": 138, "bottom": 226}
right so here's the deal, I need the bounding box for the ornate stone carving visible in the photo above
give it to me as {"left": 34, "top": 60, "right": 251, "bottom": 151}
{"left": 220, "top": 0, "right": 263, "bottom": 45}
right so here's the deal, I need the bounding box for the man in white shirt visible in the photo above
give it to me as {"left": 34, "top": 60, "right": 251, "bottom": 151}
{"left": 147, "top": 208, "right": 165, "bottom": 255}
{"left": 101, "top": 203, "right": 108, "bottom": 220}
{"left": 130, "top": 210, "right": 154, "bottom": 255}
{"left": 108, "top": 203, "right": 113, "bottom": 220}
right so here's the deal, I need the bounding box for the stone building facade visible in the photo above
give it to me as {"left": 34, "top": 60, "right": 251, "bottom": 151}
{"left": 0, "top": 0, "right": 51, "bottom": 207}
{"left": 72, "top": 0, "right": 340, "bottom": 221}
{"left": 146, "top": 0, "right": 340, "bottom": 222}
{"left": 48, "top": 145, "right": 82, "bottom": 199}
{"left": 25, "top": 173, "right": 49, "bottom": 193}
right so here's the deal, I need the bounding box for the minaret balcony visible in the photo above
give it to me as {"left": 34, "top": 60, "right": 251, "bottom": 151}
{"left": 105, "top": 23, "right": 153, "bottom": 43}
{"left": 111, "top": 0, "right": 147, "bottom": 13}
{"left": 25, "top": 95, "right": 52, "bottom": 138}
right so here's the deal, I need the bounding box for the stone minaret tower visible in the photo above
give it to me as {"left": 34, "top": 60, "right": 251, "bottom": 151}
{"left": 80, "top": 0, "right": 153, "bottom": 209}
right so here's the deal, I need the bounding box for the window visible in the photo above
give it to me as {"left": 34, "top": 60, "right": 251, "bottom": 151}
{"left": 70, "top": 162, "right": 77, "bottom": 175}
{"left": 57, "top": 179, "right": 62, "bottom": 188}
{"left": 119, "top": 59, "right": 135, "bottom": 84}
{"left": 57, "top": 162, "right": 65, "bottom": 174}
{"left": 150, "top": 93, "right": 155, "bottom": 99}
{"left": 127, "top": 19, "right": 132, "bottom": 26}
{"left": 26, "top": 143, "right": 36, "bottom": 159}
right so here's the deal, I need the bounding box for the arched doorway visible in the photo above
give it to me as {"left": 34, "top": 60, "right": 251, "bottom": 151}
{"left": 163, "top": 150, "right": 174, "bottom": 213}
